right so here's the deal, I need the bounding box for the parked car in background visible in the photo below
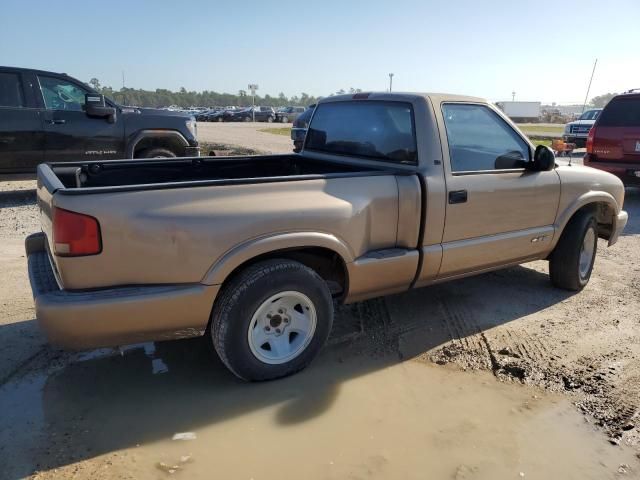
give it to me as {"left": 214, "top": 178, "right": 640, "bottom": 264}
{"left": 26, "top": 92, "right": 627, "bottom": 381}
{"left": 276, "top": 106, "right": 306, "bottom": 123}
{"left": 195, "top": 109, "right": 215, "bottom": 121}
{"left": 205, "top": 108, "right": 232, "bottom": 122}
{"left": 0, "top": 66, "right": 199, "bottom": 173}
{"left": 563, "top": 108, "right": 602, "bottom": 147}
{"left": 291, "top": 104, "right": 315, "bottom": 152}
{"left": 584, "top": 91, "right": 640, "bottom": 186}
{"left": 228, "top": 106, "right": 276, "bottom": 122}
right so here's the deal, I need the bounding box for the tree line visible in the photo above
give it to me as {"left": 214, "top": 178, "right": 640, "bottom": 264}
{"left": 88, "top": 78, "right": 361, "bottom": 108}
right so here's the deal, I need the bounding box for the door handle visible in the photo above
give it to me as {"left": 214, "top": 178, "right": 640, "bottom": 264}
{"left": 46, "top": 119, "right": 66, "bottom": 125}
{"left": 448, "top": 190, "right": 468, "bottom": 204}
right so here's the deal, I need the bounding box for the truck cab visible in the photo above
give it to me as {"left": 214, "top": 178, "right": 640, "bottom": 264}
{"left": 0, "top": 66, "right": 199, "bottom": 174}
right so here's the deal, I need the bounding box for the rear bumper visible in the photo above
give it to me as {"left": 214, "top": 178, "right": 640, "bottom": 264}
{"left": 26, "top": 233, "right": 217, "bottom": 350}
{"left": 584, "top": 156, "right": 640, "bottom": 186}
{"left": 609, "top": 210, "right": 628, "bottom": 246}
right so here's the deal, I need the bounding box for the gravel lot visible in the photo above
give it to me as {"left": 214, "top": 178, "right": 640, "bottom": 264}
{"left": 198, "top": 121, "right": 293, "bottom": 154}
{"left": 0, "top": 137, "right": 639, "bottom": 478}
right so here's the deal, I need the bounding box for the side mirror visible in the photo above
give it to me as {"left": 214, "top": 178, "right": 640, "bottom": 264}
{"left": 531, "top": 145, "right": 556, "bottom": 171}
{"left": 84, "top": 94, "right": 116, "bottom": 123}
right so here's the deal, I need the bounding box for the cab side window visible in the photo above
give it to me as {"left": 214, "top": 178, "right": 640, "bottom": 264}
{"left": 442, "top": 104, "right": 530, "bottom": 172}
{"left": 39, "top": 75, "right": 87, "bottom": 112}
{"left": 0, "top": 72, "right": 25, "bottom": 108}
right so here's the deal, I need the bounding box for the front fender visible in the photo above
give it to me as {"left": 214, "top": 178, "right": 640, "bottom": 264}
{"left": 552, "top": 191, "right": 620, "bottom": 247}
{"left": 200, "top": 231, "right": 354, "bottom": 286}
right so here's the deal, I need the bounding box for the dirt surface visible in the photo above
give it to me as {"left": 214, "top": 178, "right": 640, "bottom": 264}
{"left": 197, "top": 121, "right": 293, "bottom": 154}
{"left": 1, "top": 148, "right": 639, "bottom": 478}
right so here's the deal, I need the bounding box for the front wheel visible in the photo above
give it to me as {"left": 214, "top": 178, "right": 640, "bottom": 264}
{"left": 210, "top": 259, "right": 333, "bottom": 381}
{"left": 281, "top": 116, "right": 289, "bottom": 123}
{"left": 137, "top": 147, "right": 177, "bottom": 159}
{"left": 549, "top": 211, "right": 598, "bottom": 291}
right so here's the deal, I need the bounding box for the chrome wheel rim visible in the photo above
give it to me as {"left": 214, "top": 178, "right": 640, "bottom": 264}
{"left": 579, "top": 227, "right": 596, "bottom": 278}
{"left": 247, "top": 291, "right": 317, "bottom": 365}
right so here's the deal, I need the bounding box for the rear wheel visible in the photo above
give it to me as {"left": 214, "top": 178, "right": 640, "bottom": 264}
{"left": 210, "top": 259, "right": 333, "bottom": 381}
{"left": 137, "top": 147, "right": 177, "bottom": 159}
{"left": 549, "top": 210, "right": 598, "bottom": 291}
{"left": 281, "top": 116, "right": 289, "bottom": 123}
{"left": 244, "top": 116, "right": 252, "bottom": 122}
{"left": 267, "top": 116, "right": 274, "bottom": 123}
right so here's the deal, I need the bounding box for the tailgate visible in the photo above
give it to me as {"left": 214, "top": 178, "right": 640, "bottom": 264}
{"left": 596, "top": 126, "right": 640, "bottom": 163}
{"left": 36, "top": 163, "right": 61, "bottom": 256}
{"left": 622, "top": 128, "right": 640, "bottom": 158}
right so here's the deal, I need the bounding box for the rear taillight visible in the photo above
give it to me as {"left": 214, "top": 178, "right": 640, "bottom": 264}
{"left": 53, "top": 208, "right": 101, "bottom": 256}
{"left": 586, "top": 127, "right": 596, "bottom": 154}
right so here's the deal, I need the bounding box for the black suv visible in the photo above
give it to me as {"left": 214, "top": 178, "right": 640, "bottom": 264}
{"left": 226, "top": 106, "right": 276, "bottom": 122}
{"left": 0, "top": 66, "right": 200, "bottom": 174}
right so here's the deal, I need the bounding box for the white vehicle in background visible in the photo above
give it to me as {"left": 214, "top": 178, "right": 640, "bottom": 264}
{"left": 563, "top": 109, "right": 603, "bottom": 147}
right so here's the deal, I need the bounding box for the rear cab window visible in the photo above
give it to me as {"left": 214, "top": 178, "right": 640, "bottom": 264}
{"left": 305, "top": 101, "right": 418, "bottom": 164}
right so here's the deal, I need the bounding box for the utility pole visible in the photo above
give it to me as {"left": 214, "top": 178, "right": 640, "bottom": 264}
{"left": 248, "top": 84, "right": 258, "bottom": 122}
{"left": 512, "top": 91, "right": 516, "bottom": 101}
{"left": 122, "top": 71, "right": 125, "bottom": 89}
{"left": 389, "top": 73, "right": 394, "bottom": 92}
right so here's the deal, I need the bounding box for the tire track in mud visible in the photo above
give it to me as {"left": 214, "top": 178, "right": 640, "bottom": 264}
{"left": 427, "top": 294, "right": 639, "bottom": 444}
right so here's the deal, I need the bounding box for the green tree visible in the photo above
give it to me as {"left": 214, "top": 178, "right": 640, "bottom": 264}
{"left": 89, "top": 78, "right": 101, "bottom": 90}
{"left": 590, "top": 93, "right": 618, "bottom": 107}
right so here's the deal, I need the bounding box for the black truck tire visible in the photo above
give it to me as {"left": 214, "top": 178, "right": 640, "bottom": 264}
{"left": 549, "top": 210, "right": 598, "bottom": 291}
{"left": 210, "top": 259, "right": 333, "bottom": 381}
{"left": 138, "top": 147, "right": 177, "bottom": 159}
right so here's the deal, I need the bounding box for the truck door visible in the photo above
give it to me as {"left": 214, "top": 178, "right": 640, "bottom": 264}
{"left": 37, "top": 74, "right": 125, "bottom": 162}
{"left": 0, "top": 70, "right": 44, "bottom": 173}
{"left": 437, "top": 103, "right": 560, "bottom": 278}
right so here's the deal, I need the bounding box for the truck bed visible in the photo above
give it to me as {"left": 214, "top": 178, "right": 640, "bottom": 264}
{"left": 42, "top": 154, "right": 386, "bottom": 193}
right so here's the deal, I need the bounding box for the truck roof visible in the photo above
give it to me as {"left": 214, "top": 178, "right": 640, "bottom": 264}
{"left": 0, "top": 65, "right": 72, "bottom": 77}
{"left": 318, "top": 92, "right": 487, "bottom": 105}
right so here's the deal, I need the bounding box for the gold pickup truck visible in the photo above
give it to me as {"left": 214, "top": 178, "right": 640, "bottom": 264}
{"left": 26, "top": 93, "right": 628, "bottom": 381}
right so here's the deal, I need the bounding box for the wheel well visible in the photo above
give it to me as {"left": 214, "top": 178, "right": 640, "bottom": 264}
{"left": 133, "top": 135, "right": 186, "bottom": 157}
{"left": 569, "top": 202, "right": 615, "bottom": 240}
{"left": 221, "top": 247, "right": 348, "bottom": 299}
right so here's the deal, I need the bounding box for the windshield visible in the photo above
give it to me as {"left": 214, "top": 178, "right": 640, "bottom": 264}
{"left": 579, "top": 109, "right": 601, "bottom": 121}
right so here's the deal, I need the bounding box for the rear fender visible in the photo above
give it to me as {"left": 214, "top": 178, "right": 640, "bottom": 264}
{"left": 201, "top": 232, "right": 354, "bottom": 286}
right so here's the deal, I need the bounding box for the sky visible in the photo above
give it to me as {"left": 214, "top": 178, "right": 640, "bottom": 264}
{"left": 1, "top": 0, "right": 638, "bottom": 104}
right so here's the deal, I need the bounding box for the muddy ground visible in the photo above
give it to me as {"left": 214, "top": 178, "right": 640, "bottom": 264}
{"left": 1, "top": 150, "right": 639, "bottom": 478}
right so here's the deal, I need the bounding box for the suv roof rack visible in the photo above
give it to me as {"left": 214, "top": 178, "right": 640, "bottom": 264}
{"left": 624, "top": 88, "right": 640, "bottom": 94}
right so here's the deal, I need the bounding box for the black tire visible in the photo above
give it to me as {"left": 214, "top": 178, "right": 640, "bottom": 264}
{"left": 281, "top": 116, "right": 289, "bottom": 123}
{"left": 244, "top": 116, "right": 252, "bottom": 122}
{"left": 210, "top": 259, "right": 333, "bottom": 381}
{"left": 267, "top": 116, "right": 274, "bottom": 123}
{"left": 549, "top": 210, "right": 598, "bottom": 291}
{"left": 137, "top": 147, "right": 177, "bottom": 159}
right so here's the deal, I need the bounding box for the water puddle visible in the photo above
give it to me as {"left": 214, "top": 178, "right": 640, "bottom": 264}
{"left": 0, "top": 339, "right": 636, "bottom": 479}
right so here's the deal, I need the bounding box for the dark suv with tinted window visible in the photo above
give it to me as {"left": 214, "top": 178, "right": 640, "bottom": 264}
{"left": 0, "top": 66, "right": 199, "bottom": 174}
{"left": 584, "top": 91, "right": 640, "bottom": 186}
